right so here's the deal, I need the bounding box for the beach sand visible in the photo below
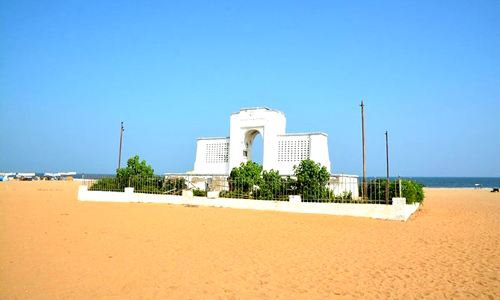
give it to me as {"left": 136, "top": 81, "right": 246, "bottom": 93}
{"left": 1, "top": 181, "right": 499, "bottom": 299}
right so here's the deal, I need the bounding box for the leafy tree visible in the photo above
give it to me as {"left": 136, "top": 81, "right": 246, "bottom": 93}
{"left": 90, "top": 155, "right": 155, "bottom": 192}
{"left": 223, "top": 159, "right": 333, "bottom": 201}
{"left": 258, "top": 169, "right": 287, "bottom": 200}
{"left": 117, "top": 155, "right": 155, "bottom": 179}
{"left": 228, "top": 161, "right": 263, "bottom": 194}
{"left": 95, "top": 155, "right": 156, "bottom": 191}
{"left": 292, "top": 159, "right": 330, "bottom": 200}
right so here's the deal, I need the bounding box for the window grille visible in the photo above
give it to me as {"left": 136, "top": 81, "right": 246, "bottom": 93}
{"left": 277, "top": 140, "right": 310, "bottom": 162}
{"left": 205, "top": 142, "right": 229, "bottom": 163}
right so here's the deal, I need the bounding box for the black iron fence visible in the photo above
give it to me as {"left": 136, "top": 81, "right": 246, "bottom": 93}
{"left": 213, "top": 177, "right": 401, "bottom": 204}
{"left": 81, "top": 174, "right": 187, "bottom": 195}
{"left": 80, "top": 174, "right": 421, "bottom": 204}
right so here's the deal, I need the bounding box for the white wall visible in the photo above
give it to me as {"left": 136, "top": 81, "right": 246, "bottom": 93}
{"left": 193, "top": 137, "right": 230, "bottom": 174}
{"left": 328, "top": 175, "right": 359, "bottom": 198}
{"left": 275, "top": 134, "right": 311, "bottom": 175}
{"left": 78, "top": 187, "right": 419, "bottom": 221}
{"left": 309, "top": 133, "right": 331, "bottom": 172}
{"left": 275, "top": 133, "right": 331, "bottom": 175}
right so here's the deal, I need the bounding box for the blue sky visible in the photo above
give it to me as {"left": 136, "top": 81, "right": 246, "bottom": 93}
{"left": 1, "top": 0, "right": 499, "bottom": 176}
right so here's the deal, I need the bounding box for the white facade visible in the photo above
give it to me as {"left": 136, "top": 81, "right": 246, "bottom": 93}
{"left": 193, "top": 107, "right": 331, "bottom": 175}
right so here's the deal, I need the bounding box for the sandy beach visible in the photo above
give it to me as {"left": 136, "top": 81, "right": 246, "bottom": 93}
{"left": 0, "top": 181, "right": 499, "bottom": 299}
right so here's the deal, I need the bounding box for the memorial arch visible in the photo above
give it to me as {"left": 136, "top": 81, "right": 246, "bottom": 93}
{"left": 193, "top": 107, "right": 331, "bottom": 175}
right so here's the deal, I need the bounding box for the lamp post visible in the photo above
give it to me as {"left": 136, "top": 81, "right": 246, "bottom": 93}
{"left": 385, "top": 131, "right": 389, "bottom": 204}
{"left": 118, "top": 122, "right": 124, "bottom": 169}
{"left": 360, "top": 101, "right": 367, "bottom": 200}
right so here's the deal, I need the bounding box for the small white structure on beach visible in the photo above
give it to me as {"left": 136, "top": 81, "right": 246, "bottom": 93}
{"left": 194, "top": 107, "right": 331, "bottom": 175}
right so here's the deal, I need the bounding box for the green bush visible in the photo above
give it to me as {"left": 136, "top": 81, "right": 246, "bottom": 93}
{"left": 228, "top": 161, "right": 263, "bottom": 193}
{"left": 359, "top": 179, "right": 397, "bottom": 202}
{"left": 401, "top": 180, "right": 424, "bottom": 204}
{"left": 132, "top": 176, "right": 164, "bottom": 194}
{"left": 219, "top": 189, "right": 253, "bottom": 199}
{"left": 89, "top": 178, "right": 121, "bottom": 191}
{"left": 256, "top": 170, "right": 288, "bottom": 200}
{"left": 116, "top": 155, "right": 155, "bottom": 186}
{"left": 193, "top": 188, "right": 206, "bottom": 197}
{"left": 136, "top": 177, "right": 187, "bottom": 195}
{"left": 223, "top": 159, "right": 332, "bottom": 201}
{"left": 329, "top": 191, "right": 353, "bottom": 202}
{"left": 293, "top": 159, "right": 330, "bottom": 201}
{"left": 359, "top": 179, "right": 424, "bottom": 204}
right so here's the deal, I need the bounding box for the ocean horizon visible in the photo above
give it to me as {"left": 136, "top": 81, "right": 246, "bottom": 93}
{"left": 24, "top": 173, "right": 500, "bottom": 189}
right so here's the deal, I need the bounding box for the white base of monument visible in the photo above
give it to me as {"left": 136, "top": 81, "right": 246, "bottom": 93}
{"left": 78, "top": 186, "right": 419, "bottom": 221}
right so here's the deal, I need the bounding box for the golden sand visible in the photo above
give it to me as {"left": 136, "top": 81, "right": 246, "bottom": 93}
{"left": 1, "top": 181, "right": 499, "bottom": 299}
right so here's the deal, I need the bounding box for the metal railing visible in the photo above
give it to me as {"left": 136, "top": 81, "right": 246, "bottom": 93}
{"left": 213, "top": 177, "right": 401, "bottom": 204}
{"left": 81, "top": 174, "right": 187, "bottom": 195}
{"left": 82, "top": 174, "right": 405, "bottom": 204}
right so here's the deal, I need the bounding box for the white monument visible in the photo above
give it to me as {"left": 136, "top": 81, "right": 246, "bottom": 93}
{"left": 194, "top": 107, "right": 331, "bottom": 175}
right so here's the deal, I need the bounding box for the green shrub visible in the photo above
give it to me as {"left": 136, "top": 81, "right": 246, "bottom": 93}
{"left": 228, "top": 161, "right": 263, "bottom": 193}
{"left": 116, "top": 155, "right": 155, "bottom": 187}
{"left": 132, "top": 176, "right": 164, "bottom": 194}
{"left": 293, "top": 159, "right": 330, "bottom": 201}
{"left": 256, "top": 169, "right": 288, "bottom": 200}
{"left": 193, "top": 189, "right": 206, "bottom": 197}
{"left": 224, "top": 160, "right": 333, "bottom": 201}
{"left": 359, "top": 179, "right": 397, "bottom": 202}
{"left": 130, "top": 176, "right": 187, "bottom": 195}
{"left": 89, "top": 178, "right": 121, "bottom": 191}
{"left": 220, "top": 189, "right": 253, "bottom": 199}
{"left": 401, "top": 180, "right": 424, "bottom": 204}
{"left": 359, "top": 179, "right": 424, "bottom": 204}
{"left": 330, "top": 191, "right": 353, "bottom": 202}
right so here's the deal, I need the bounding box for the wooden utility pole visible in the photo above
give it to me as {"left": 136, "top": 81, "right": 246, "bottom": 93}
{"left": 385, "top": 131, "right": 390, "bottom": 204}
{"left": 118, "top": 122, "right": 124, "bottom": 169}
{"left": 361, "top": 101, "right": 367, "bottom": 200}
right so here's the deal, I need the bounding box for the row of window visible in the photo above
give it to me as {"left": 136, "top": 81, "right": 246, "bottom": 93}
{"left": 277, "top": 140, "right": 310, "bottom": 162}
{"left": 205, "top": 143, "right": 229, "bottom": 163}
{"left": 204, "top": 140, "right": 311, "bottom": 163}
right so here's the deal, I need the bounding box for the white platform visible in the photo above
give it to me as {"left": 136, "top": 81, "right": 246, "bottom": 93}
{"left": 78, "top": 186, "right": 419, "bottom": 221}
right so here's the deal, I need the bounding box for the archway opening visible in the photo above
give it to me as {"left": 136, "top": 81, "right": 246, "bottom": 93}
{"left": 243, "top": 130, "right": 264, "bottom": 166}
{"left": 252, "top": 133, "right": 263, "bottom": 166}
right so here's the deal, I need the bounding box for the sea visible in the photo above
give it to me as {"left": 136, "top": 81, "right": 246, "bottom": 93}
{"left": 368, "top": 177, "right": 500, "bottom": 189}
{"left": 30, "top": 173, "right": 500, "bottom": 189}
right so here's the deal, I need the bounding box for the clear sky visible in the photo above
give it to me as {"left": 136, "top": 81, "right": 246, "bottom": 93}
{"left": 1, "top": 0, "right": 499, "bottom": 176}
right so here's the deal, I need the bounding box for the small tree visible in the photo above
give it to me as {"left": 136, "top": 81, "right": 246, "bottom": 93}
{"left": 117, "top": 155, "right": 155, "bottom": 178}
{"left": 228, "top": 161, "right": 263, "bottom": 194}
{"left": 116, "top": 155, "right": 155, "bottom": 189}
{"left": 258, "top": 169, "right": 287, "bottom": 200}
{"left": 293, "top": 159, "right": 330, "bottom": 200}
{"left": 89, "top": 155, "right": 156, "bottom": 192}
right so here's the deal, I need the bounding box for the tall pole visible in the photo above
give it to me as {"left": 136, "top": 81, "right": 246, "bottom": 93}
{"left": 385, "top": 131, "right": 389, "bottom": 204}
{"left": 361, "top": 101, "right": 367, "bottom": 200}
{"left": 118, "top": 122, "right": 124, "bottom": 169}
